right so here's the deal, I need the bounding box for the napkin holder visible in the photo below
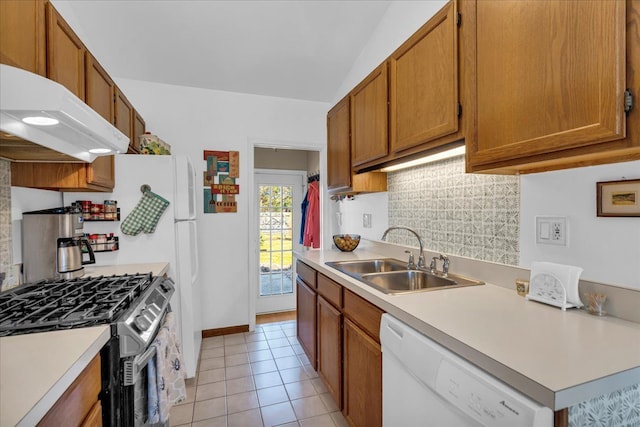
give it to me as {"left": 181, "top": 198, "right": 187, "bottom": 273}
{"left": 526, "top": 262, "right": 583, "bottom": 310}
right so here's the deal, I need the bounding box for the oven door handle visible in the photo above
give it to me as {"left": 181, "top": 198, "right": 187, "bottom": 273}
{"left": 123, "top": 344, "right": 158, "bottom": 386}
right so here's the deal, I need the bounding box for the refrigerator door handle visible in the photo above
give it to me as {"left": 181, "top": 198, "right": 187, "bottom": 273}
{"left": 190, "top": 220, "right": 199, "bottom": 283}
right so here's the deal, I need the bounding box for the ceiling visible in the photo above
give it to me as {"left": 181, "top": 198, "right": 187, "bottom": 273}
{"left": 57, "top": 0, "right": 392, "bottom": 103}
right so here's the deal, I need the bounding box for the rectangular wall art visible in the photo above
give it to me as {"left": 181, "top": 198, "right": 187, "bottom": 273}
{"left": 203, "top": 150, "right": 240, "bottom": 213}
{"left": 597, "top": 179, "right": 640, "bottom": 217}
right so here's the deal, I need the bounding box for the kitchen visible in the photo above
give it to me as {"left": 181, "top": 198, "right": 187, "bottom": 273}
{"left": 1, "top": 0, "right": 639, "bottom": 427}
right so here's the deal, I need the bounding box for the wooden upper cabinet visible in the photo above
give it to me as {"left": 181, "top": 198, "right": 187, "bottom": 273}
{"left": 350, "top": 63, "right": 388, "bottom": 169}
{"left": 327, "top": 96, "right": 351, "bottom": 191}
{"left": 0, "top": 0, "right": 46, "bottom": 75}
{"left": 467, "top": 0, "right": 632, "bottom": 173}
{"left": 46, "top": 3, "right": 86, "bottom": 99}
{"left": 389, "top": 0, "right": 459, "bottom": 154}
{"left": 85, "top": 53, "right": 115, "bottom": 123}
{"left": 129, "top": 110, "right": 146, "bottom": 153}
{"left": 114, "top": 87, "right": 133, "bottom": 146}
{"left": 85, "top": 53, "right": 115, "bottom": 189}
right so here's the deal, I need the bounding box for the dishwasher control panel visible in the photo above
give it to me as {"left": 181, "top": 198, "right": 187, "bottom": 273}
{"left": 436, "top": 358, "right": 553, "bottom": 427}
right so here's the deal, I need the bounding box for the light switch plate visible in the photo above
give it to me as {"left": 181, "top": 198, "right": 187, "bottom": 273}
{"left": 363, "top": 213, "right": 372, "bottom": 228}
{"left": 535, "top": 216, "right": 567, "bottom": 246}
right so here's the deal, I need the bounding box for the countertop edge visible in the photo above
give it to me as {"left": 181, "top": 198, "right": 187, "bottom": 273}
{"left": 16, "top": 327, "right": 111, "bottom": 427}
{"left": 82, "top": 262, "right": 170, "bottom": 278}
{"left": 295, "top": 250, "right": 640, "bottom": 410}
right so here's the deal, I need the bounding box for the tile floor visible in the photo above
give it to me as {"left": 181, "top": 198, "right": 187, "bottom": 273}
{"left": 170, "top": 320, "right": 349, "bottom": 427}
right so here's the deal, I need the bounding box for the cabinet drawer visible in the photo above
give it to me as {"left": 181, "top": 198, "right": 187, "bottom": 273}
{"left": 296, "top": 260, "right": 316, "bottom": 289}
{"left": 343, "top": 289, "right": 384, "bottom": 342}
{"left": 317, "top": 274, "right": 342, "bottom": 308}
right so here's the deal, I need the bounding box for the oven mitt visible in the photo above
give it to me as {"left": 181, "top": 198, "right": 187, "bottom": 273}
{"left": 121, "top": 190, "right": 170, "bottom": 236}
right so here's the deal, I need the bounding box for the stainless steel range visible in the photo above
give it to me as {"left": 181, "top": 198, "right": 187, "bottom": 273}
{"left": 0, "top": 273, "right": 175, "bottom": 426}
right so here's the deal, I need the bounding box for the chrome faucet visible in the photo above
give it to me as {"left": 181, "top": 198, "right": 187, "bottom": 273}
{"left": 381, "top": 226, "right": 426, "bottom": 269}
{"left": 430, "top": 253, "right": 450, "bottom": 277}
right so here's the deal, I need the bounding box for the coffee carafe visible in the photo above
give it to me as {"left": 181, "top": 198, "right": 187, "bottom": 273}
{"left": 22, "top": 206, "right": 96, "bottom": 283}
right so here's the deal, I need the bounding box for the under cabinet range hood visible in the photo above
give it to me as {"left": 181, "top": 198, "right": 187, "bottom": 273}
{"left": 0, "top": 64, "right": 129, "bottom": 162}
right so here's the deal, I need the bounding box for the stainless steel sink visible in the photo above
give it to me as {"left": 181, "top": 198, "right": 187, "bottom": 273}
{"left": 325, "top": 258, "right": 484, "bottom": 295}
{"left": 325, "top": 258, "right": 407, "bottom": 274}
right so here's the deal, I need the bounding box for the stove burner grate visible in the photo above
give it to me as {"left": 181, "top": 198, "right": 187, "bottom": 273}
{"left": 0, "top": 273, "right": 154, "bottom": 336}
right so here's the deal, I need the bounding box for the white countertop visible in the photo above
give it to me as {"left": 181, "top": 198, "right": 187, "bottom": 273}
{"left": 296, "top": 247, "right": 640, "bottom": 410}
{"left": 0, "top": 326, "right": 110, "bottom": 426}
{"left": 83, "top": 262, "right": 169, "bottom": 278}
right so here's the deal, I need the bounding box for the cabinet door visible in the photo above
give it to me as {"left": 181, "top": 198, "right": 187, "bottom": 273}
{"left": 39, "top": 354, "right": 102, "bottom": 426}
{"left": 46, "top": 3, "right": 85, "bottom": 99}
{"left": 114, "top": 87, "right": 133, "bottom": 146}
{"left": 85, "top": 53, "right": 114, "bottom": 123}
{"left": 85, "top": 53, "right": 116, "bottom": 189}
{"left": 0, "top": 0, "right": 46, "bottom": 75}
{"left": 317, "top": 295, "right": 342, "bottom": 409}
{"left": 343, "top": 318, "right": 382, "bottom": 427}
{"left": 350, "top": 63, "right": 388, "bottom": 169}
{"left": 327, "top": 96, "right": 351, "bottom": 191}
{"left": 129, "top": 110, "right": 146, "bottom": 153}
{"left": 296, "top": 278, "right": 317, "bottom": 370}
{"left": 80, "top": 401, "right": 102, "bottom": 427}
{"left": 389, "top": 1, "right": 459, "bottom": 153}
{"left": 468, "top": 0, "right": 627, "bottom": 170}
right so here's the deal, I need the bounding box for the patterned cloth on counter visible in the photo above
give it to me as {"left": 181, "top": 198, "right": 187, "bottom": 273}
{"left": 147, "top": 312, "right": 187, "bottom": 423}
{"left": 121, "top": 190, "right": 170, "bottom": 236}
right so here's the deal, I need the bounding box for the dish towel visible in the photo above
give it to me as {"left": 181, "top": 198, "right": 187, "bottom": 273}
{"left": 147, "top": 312, "right": 187, "bottom": 423}
{"left": 121, "top": 190, "right": 170, "bottom": 236}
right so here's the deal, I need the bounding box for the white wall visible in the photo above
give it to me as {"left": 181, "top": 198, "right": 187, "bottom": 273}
{"left": 335, "top": 193, "right": 388, "bottom": 241}
{"left": 520, "top": 160, "right": 640, "bottom": 289}
{"left": 116, "top": 78, "right": 328, "bottom": 329}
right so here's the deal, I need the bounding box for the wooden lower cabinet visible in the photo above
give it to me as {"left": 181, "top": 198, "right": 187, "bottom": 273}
{"left": 38, "top": 353, "right": 102, "bottom": 426}
{"left": 342, "top": 317, "right": 382, "bottom": 427}
{"left": 317, "top": 295, "right": 342, "bottom": 408}
{"left": 80, "top": 401, "right": 102, "bottom": 427}
{"left": 296, "top": 278, "right": 317, "bottom": 370}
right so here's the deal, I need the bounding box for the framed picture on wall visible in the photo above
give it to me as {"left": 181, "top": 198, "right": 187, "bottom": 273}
{"left": 596, "top": 179, "right": 640, "bottom": 217}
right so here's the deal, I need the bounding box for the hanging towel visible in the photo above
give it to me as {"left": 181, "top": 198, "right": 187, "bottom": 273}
{"left": 300, "top": 188, "right": 309, "bottom": 244}
{"left": 303, "top": 180, "right": 320, "bottom": 248}
{"left": 147, "top": 355, "right": 160, "bottom": 423}
{"left": 148, "top": 312, "right": 187, "bottom": 423}
{"left": 121, "top": 190, "right": 170, "bottom": 236}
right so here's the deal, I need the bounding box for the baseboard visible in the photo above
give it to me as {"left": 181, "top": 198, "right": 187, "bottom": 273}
{"left": 202, "top": 325, "right": 249, "bottom": 338}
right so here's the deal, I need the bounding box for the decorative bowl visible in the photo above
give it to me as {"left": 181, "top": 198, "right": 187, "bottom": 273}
{"left": 333, "top": 234, "right": 361, "bottom": 252}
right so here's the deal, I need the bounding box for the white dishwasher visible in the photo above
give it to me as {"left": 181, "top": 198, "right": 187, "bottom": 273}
{"left": 380, "top": 314, "right": 553, "bottom": 427}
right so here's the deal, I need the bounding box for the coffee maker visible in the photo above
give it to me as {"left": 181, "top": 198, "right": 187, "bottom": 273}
{"left": 22, "top": 206, "right": 95, "bottom": 283}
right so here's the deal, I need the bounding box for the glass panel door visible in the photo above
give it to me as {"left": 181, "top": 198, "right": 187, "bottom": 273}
{"left": 255, "top": 172, "right": 303, "bottom": 313}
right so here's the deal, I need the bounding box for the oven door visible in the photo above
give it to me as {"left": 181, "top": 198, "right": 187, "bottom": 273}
{"left": 122, "top": 345, "right": 168, "bottom": 427}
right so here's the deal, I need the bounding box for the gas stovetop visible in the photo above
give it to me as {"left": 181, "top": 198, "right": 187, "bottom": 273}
{"left": 0, "top": 273, "right": 160, "bottom": 337}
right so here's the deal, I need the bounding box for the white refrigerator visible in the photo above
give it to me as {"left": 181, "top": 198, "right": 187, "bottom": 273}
{"left": 64, "top": 154, "right": 202, "bottom": 378}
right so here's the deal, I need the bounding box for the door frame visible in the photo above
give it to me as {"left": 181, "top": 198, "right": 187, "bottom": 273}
{"left": 247, "top": 138, "right": 326, "bottom": 331}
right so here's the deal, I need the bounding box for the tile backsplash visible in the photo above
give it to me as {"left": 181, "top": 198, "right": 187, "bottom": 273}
{"left": 387, "top": 155, "right": 520, "bottom": 265}
{"left": 0, "top": 159, "right": 11, "bottom": 287}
